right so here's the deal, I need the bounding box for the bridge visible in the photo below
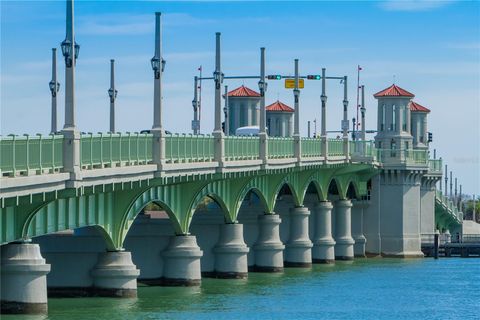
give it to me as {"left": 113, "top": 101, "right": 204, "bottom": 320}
{"left": 0, "top": 0, "right": 465, "bottom": 315}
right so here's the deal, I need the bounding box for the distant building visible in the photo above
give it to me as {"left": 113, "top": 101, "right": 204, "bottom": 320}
{"left": 266, "top": 100, "right": 294, "bottom": 137}
{"left": 409, "top": 101, "right": 431, "bottom": 150}
{"left": 226, "top": 85, "right": 260, "bottom": 135}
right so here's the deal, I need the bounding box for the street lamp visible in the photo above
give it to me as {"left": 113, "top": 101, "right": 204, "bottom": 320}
{"left": 61, "top": 39, "right": 80, "bottom": 68}
{"left": 151, "top": 57, "right": 166, "bottom": 79}
{"left": 49, "top": 80, "right": 60, "bottom": 97}
{"left": 107, "top": 87, "right": 118, "bottom": 102}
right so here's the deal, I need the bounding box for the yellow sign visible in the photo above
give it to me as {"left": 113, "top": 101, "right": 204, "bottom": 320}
{"left": 284, "top": 78, "right": 304, "bottom": 89}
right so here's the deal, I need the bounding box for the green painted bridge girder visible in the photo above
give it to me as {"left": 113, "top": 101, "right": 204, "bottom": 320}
{"left": 0, "top": 163, "right": 375, "bottom": 250}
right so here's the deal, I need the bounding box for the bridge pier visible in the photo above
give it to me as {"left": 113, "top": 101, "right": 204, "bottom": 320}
{"left": 91, "top": 250, "right": 140, "bottom": 297}
{"left": 1, "top": 242, "right": 50, "bottom": 314}
{"left": 162, "top": 235, "right": 203, "bottom": 286}
{"left": 352, "top": 200, "right": 367, "bottom": 258}
{"left": 311, "top": 201, "right": 336, "bottom": 263}
{"left": 334, "top": 200, "right": 355, "bottom": 260}
{"left": 213, "top": 223, "right": 249, "bottom": 278}
{"left": 252, "top": 214, "right": 285, "bottom": 272}
{"left": 285, "top": 206, "right": 313, "bottom": 267}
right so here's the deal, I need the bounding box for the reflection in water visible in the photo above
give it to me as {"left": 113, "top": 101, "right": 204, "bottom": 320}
{"left": 4, "top": 258, "right": 479, "bottom": 320}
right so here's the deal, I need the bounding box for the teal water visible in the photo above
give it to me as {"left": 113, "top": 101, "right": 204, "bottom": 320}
{"left": 6, "top": 258, "right": 480, "bottom": 320}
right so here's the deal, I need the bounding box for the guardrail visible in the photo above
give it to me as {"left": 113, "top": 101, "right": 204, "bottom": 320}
{"left": 301, "top": 138, "right": 322, "bottom": 158}
{"left": 428, "top": 159, "right": 442, "bottom": 173}
{"left": 327, "top": 139, "right": 343, "bottom": 157}
{"left": 268, "top": 137, "right": 295, "bottom": 159}
{"left": 436, "top": 189, "right": 463, "bottom": 222}
{"left": 376, "top": 148, "right": 428, "bottom": 165}
{"left": 224, "top": 136, "right": 260, "bottom": 161}
{"left": 1, "top": 134, "right": 64, "bottom": 176}
{"left": 165, "top": 133, "right": 214, "bottom": 163}
{"left": 349, "top": 140, "right": 376, "bottom": 158}
{"left": 80, "top": 132, "right": 153, "bottom": 168}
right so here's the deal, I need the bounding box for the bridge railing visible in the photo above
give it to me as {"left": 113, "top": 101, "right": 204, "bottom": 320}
{"left": 268, "top": 137, "right": 295, "bottom": 159}
{"left": 225, "top": 136, "right": 260, "bottom": 161}
{"left": 327, "top": 138, "right": 343, "bottom": 157}
{"left": 435, "top": 189, "right": 463, "bottom": 222}
{"left": 349, "top": 140, "right": 376, "bottom": 158}
{"left": 80, "top": 132, "right": 153, "bottom": 168}
{"left": 1, "top": 134, "right": 64, "bottom": 176}
{"left": 165, "top": 133, "right": 214, "bottom": 163}
{"left": 428, "top": 159, "right": 442, "bottom": 173}
{"left": 376, "top": 148, "right": 428, "bottom": 165}
{"left": 301, "top": 137, "right": 322, "bottom": 158}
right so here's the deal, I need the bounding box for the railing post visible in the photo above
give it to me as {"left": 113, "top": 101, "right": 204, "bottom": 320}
{"left": 213, "top": 32, "right": 225, "bottom": 169}
{"left": 293, "top": 59, "right": 301, "bottom": 163}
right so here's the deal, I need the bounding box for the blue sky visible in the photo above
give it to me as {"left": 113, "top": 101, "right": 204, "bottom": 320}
{"left": 1, "top": 0, "right": 479, "bottom": 195}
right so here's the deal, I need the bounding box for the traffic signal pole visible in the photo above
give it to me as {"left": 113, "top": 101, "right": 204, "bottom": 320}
{"left": 293, "top": 59, "right": 301, "bottom": 162}
{"left": 259, "top": 48, "right": 268, "bottom": 165}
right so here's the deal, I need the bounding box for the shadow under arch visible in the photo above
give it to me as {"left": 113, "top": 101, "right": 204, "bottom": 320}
{"left": 271, "top": 180, "right": 300, "bottom": 211}
{"left": 301, "top": 180, "right": 325, "bottom": 205}
{"left": 186, "top": 191, "right": 231, "bottom": 233}
{"left": 234, "top": 186, "right": 270, "bottom": 219}
{"left": 346, "top": 181, "right": 360, "bottom": 200}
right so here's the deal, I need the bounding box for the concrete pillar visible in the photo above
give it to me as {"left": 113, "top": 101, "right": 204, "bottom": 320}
{"left": 213, "top": 223, "right": 249, "bottom": 278}
{"left": 334, "top": 200, "right": 355, "bottom": 260}
{"left": 285, "top": 206, "right": 313, "bottom": 267}
{"left": 311, "top": 201, "right": 336, "bottom": 263}
{"left": 252, "top": 214, "right": 285, "bottom": 272}
{"left": 91, "top": 250, "right": 140, "bottom": 297}
{"left": 162, "top": 235, "right": 203, "bottom": 286}
{"left": 1, "top": 242, "right": 50, "bottom": 314}
{"left": 352, "top": 200, "right": 367, "bottom": 258}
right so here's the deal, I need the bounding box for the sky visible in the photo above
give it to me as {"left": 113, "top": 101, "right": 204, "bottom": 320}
{"left": 1, "top": 0, "right": 479, "bottom": 195}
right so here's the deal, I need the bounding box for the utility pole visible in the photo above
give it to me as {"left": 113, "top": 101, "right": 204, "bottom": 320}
{"left": 49, "top": 48, "right": 60, "bottom": 134}
{"left": 108, "top": 59, "right": 117, "bottom": 133}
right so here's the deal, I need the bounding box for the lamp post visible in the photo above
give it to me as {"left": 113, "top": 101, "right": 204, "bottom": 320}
{"left": 293, "top": 59, "right": 301, "bottom": 161}
{"left": 258, "top": 47, "right": 268, "bottom": 163}
{"left": 192, "top": 76, "right": 199, "bottom": 134}
{"left": 151, "top": 12, "right": 166, "bottom": 169}
{"left": 49, "top": 48, "right": 60, "bottom": 134}
{"left": 60, "top": 0, "right": 80, "bottom": 176}
{"left": 360, "top": 85, "right": 366, "bottom": 142}
{"left": 108, "top": 59, "right": 118, "bottom": 133}
{"left": 342, "top": 75, "right": 349, "bottom": 159}
{"left": 213, "top": 32, "right": 225, "bottom": 166}
{"left": 224, "top": 85, "right": 229, "bottom": 135}
{"left": 321, "top": 68, "right": 328, "bottom": 157}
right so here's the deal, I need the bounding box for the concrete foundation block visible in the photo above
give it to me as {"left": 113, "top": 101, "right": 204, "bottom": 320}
{"left": 253, "top": 214, "right": 285, "bottom": 272}
{"left": 213, "top": 223, "right": 249, "bottom": 279}
{"left": 1, "top": 242, "right": 51, "bottom": 314}
{"left": 334, "top": 200, "right": 355, "bottom": 260}
{"left": 312, "top": 201, "right": 336, "bottom": 264}
{"left": 91, "top": 251, "right": 140, "bottom": 297}
{"left": 162, "top": 235, "right": 203, "bottom": 286}
{"left": 285, "top": 207, "right": 313, "bottom": 267}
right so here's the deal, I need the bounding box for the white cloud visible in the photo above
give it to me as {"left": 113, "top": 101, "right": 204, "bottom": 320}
{"left": 379, "top": 0, "right": 454, "bottom": 11}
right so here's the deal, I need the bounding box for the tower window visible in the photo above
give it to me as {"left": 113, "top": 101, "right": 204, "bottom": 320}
{"left": 402, "top": 106, "right": 407, "bottom": 131}
{"left": 391, "top": 105, "right": 396, "bottom": 131}
{"left": 381, "top": 104, "right": 386, "bottom": 131}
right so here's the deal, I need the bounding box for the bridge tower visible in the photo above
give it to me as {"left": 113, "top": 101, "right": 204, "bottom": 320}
{"left": 367, "top": 84, "right": 425, "bottom": 257}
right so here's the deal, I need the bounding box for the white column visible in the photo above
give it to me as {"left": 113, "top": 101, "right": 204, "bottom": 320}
{"left": 109, "top": 59, "right": 116, "bottom": 133}
{"left": 213, "top": 223, "right": 249, "bottom": 278}
{"left": 50, "top": 48, "right": 58, "bottom": 134}
{"left": 321, "top": 68, "right": 328, "bottom": 157}
{"left": 91, "top": 250, "right": 140, "bottom": 297}
{"left": 311, "top": 201, "right": 336, "bottom": 263}
{"left": 342, "top": 76, "right": 349, "bottom": 159}
{"left": 285, "top": 206, "right": 313, "bottom": 267}
{"left": 1, "top": 242, "right": 50, "bottom": 314}
{"left": 334, "top": 200, "right": 355, "bottom": 260}
{"left": 351, "top": 200, "right": 367, "bottom": 257}
{"left": 253, "top": 214, "right": 285, "bottom": 272}
{"left": 258, "top": 48, "right": 268, "bottom": 163}
{"left": 162, "top": 235, "right": 203, "bottom": 286}
{"left": 293, "top": 59, "right": 301, "bottom": 161}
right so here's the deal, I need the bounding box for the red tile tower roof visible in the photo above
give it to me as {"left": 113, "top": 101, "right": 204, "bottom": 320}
{"left": 409, "top": 101, "right": 430, "bottom": 113}
{"left": 266, "top": 100, "right": 294, "bottom": 113}
{"left": 373, "top": 84, "right": 415, "bottom": 98}
{"left": 227, "top": 85, "right": 260, "bottom": 97}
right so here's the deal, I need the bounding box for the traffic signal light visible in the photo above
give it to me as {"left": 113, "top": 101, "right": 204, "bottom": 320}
{"left": 428, "top": 132, "right": 433, "bottom": 143}
{"left": 267, "top": 75, "right": 281, "bottom": 80}
{"left": 307, "top": 75, "right": 321, "bottom": 80}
